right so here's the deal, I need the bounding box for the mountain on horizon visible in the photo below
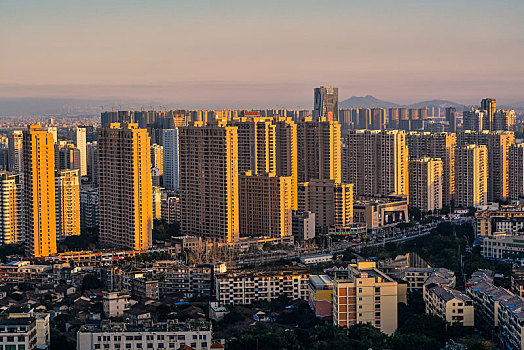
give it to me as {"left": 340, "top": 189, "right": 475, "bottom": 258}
{"left": 340, "top": 95, "right": 467, "bottom": 110}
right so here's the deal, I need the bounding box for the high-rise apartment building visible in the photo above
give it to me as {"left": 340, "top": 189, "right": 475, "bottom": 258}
{"left": 7, "top": 130, "right": 23, "bottom": 172}
{"left": 98, "top": 123, "right": 153, "bottom": 250}
{"left": 388, "top": 108, "right": 399, "bottom": 129}
{"left": 509, "top": 144, "right": 524, "bottom": 201}
{"left": 493, "top": 110, "right": 516, "bottom": 131}
{"left": 371, "top": 108, "right": 386, "bottom": 130}
{"left": 456, "top": 131, "right": 514, "bottom": 201}
{"left": 406, "top": 132, "right": 456, "bottom": 206}
{"left": 481, "top": 98, "right": 496, "bottom": 131}
{"left": 55, "top": 169, "right": 80, "bottom": 241}
{"left": 229, "top": 118, "right": 276, "bottom": 175}
{"left": 162, "top": 129, "right": 179, "bottom": 192}
{"left": 274, "top": 117, "right": 298, "bottom": 210}
{"left": 345, "top": 130, "right": 408, "bottom": 198}
{"left": 408, "top": 158, "right": 443, "bottom": 212}
{"left": 239, "top": 171, "right": 293, "bottom": 238}
{"left": 74, "top": 127, "right": 87, "bottom": 176}
{"left": 445, "top": 107, "right": 456, "bottom": 133}
{"left": 298, "top": 180, "right": 353, "bottom": 231}
{"left": 86, "top": 142, "right": 98, "bottom": 185}
{"left": 358, "top": 108, "right": 371, "bottom": 129}
{"left": 22, "top": 125, "right": 57, "bottom": 257}
{"left": 0, "top": 172, "right": 24, "bottom": 245}
{"left": 80, "top": 187, "right": 98, "bottom": 230}
{"left": 47, "top": 127, "right": 57, "bottom": 144}
{"left": 333, "top": 262, "right": 398, "bottom": 335}
{"left": 462, "top": 110, "right": 485, "bottom": 132}
{"left": 313, "top": 86, "right": 339, "bottom": 122}
{"left": 454, "top": 145, "right": 488, "bottom": 208}
{"left": 150, "top": 144, "right": 163, "bottom": 176}
{"left": 297, "top": 118, "right": 341, "bottom": 184}
{"left": 179, "top": 122, "right": 239, "bottom": 243}
{"left": 55, "top": 141, "right": 81, "bottom": 171}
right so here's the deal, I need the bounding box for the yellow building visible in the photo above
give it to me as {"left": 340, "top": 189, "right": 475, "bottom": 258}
{"left": 22, "top": 125, "right": 57, "bottom": 257}
{"left": 98, "top": 123, "right": 153, "bottom": 251}
{"left": 297, "top": 118, "right": 341, "bottom": 184}
{"left": 179, "top": 122, "right": 239, "bottom": 243}
{"left": 55, "top": 169, "right": 80, "bottom": 241}
{"left": 333, "top": 261, "right": 398, "bottom": 335}
{"left": 455, "top": 144, "right": 488, "bottom": 208}
{"left": 406, "top": 132, "right": 456, "bottom": 205}
{"left": 424, "top": 285, "right": 474, "bottom": 327}
{"left": 345, "top": 130, "right": 408, "bottom": 199}
{"left": 308, "top": 275, "right": 334, "bottom": 320}
{"left": 408, "top": 157, "right": 443, "bottom": 212}
{"left": 0, "top": 172, "right": 24, "bottom": 245}
{"left": 298, "top": 180, "right": 353, "bottom": 231}
{"left": 239, "top": 171, "right": 293, "bottom": 238}
{"left": 456, "top": 131, "right": 514, "bottom": 202}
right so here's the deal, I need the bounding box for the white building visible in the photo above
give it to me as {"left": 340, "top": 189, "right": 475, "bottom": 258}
{"left": 162, "top": 129, "right": 179, "bottom": 192}
{"left": 300, "top": 253, "right": 333, "bottom": 265}
{"left": 215, "top": 271, "right": 309, "bottom": 305}
{"left": 77, "top": 320, "right": 212, "bottom": 350}
{"left": 75, "top": 127, "right": 87, "bottom": 177}
{"left": 103, "top": 291, "right": 131, "bottom": 317}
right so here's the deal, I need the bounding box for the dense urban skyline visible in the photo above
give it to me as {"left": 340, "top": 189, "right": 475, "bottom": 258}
{"left": 1, "top": 0, "right": 523, "bottom": 107}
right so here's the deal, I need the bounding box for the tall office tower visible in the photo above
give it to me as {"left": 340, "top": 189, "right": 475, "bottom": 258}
{"left": 229, "top": 118, "right": 276, "bottom": 175}
{"left": 371, "top": 108, "right": 386, "bottom": 130}
{"left": 509, "top": 144, "right": 524, "bottom": 201}
{"left": 455, "top": 145, "right": 488, "bottom": 208}
{"left": 456, "top": 131, "right": 514, "bottom": 201}
{"left": 313, "top": 86, "right": 339, "bottom": 122}
{"left": 408, "top": 109, "right": 419, "bottom": 120}
{"left": 445, "top": 107, "right": 457, "bottom": 133}
{"left": 239, "top": 172, "right": 293, "bottom": 238}
{"left": 462, "top": 110, "right": 485, "bottom": 132}
{"left": 418, "top": 107, "right": 428, "bottom": 119}
{"left": 408, "top": 158, "right": 443, "bottom": 212}
{"left": 150, "top": 144, "right": 163, "bottom": 177}
{"left": 179, "top": 122, "right": 239, "bottom": 243}
{"left": 7, "top": 130, "right": 23, "bottom": 172}
{"left": 22, "top": 125, "right": 57, "bottom": 257}
{"left": 162, "top": 129, "right": 179, "bottom": 192}
{"left": 47, "top": 127, "right": 57, "bottom": 144}
{"left": 55, "top": 169, "right": 80, "bottom": 241}
{"left": 80, "top": 187, "right": 98, "bottom": 230}
{"left": 358, "top": 108, "right": 371, "bottom": 129}
{"left": 298, "top": 179, "right": 353, "bottom": 231}
{"left": 481, "top": 98, "right": 496, "bottom": 131}
{"left": 274, "top": 117, "right": 298, "bottom": 210}
{"left": 345, "top": 130, "right": 409, "bottom": 198}
{"left": 297, "top": 118, "right": 341, "bottom": 184}
{"left": 55, "top": 141, "right": 81, "bottom": 171}
{"left": 86, "top": 142, "right": 98, "bottom": 185}
{"left": 98, "top": 123, "right": 153, "bottom": 251}
{"left": 388, "top": 108, "right": 399, "bottom": 129}
{"left": 493, "top": 110, "right": 516, "bottom": 131}
{"left": 406, "top": 132, "right": 456, "bottom": 205}
{"left": 0, "top": 172, "right": 24, "bottom": 245}
{"left": 74, "top": 127, "right": 87, "bottom": 176}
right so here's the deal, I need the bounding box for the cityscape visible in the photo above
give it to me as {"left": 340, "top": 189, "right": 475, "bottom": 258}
{"left": 1, "top": 1, "right": 524, "bottom": 350}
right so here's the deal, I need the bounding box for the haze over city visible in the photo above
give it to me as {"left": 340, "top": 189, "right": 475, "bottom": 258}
{"left": 1, "top": 0, "right": 524, "bottom": 108}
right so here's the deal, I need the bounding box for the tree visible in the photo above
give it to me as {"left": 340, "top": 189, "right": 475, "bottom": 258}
{"left": 82, "top": 273, "right": 102, "bottom": 290}
{"left": 389, "top": 333, "right": 440, "bottom": 350}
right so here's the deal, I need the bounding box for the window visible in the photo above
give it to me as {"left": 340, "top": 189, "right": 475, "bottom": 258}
{"left": 94, "top": 345, "right": 101, "bottom": 350}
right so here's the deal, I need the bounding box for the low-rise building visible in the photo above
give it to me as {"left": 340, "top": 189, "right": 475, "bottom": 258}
{"left": 77, "top": 320, "right": 212, "bottom": 350}
{"left": 481, "top": 234, "right": 524, "bottom": 264}
{"left": 402, "top": 267, "right": 455, "bottom": 293}
{"left": 353, "top": 196, "right": 408, "bottom": 231}
{"left": 300, "top": 253, "right": 333, "bottom": 265}
{"left": 2, "top": 307, "right": 50, "bottom": 349}
{"left": 215, "top": 271, "right": 309, "bottom": 305}
{"left": 131, "top": 278, "right": 159, "bottom": 300}
{"left": 0, "top": 316, "right": 38, "bottom": 350}
{"left": 292, "top": 210, "right": 315, "bottom": 242}
{"left": 308, "top": 275, "right": 334, "bottom": 320}
{"left": 332, "top": 262, "right": 398, "bottom": 335}
{"left": 424, "top": 285, "right": 474, "bottom": 327}
{"left": 103, "top": 291, "right": 131, "bottom": 317}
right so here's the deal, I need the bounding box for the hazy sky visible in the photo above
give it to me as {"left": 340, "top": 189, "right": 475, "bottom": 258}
{"left": 1, "top": 0, "right": 523, "bottom": 108}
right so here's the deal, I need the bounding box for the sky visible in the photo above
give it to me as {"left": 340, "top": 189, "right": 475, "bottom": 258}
{"left": 1, "top": 0, "right": 523, "bottom": 108}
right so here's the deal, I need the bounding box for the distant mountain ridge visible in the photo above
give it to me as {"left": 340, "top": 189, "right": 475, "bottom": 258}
{"left": 340, "top": 95, "right": 467, "bottom": 110}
